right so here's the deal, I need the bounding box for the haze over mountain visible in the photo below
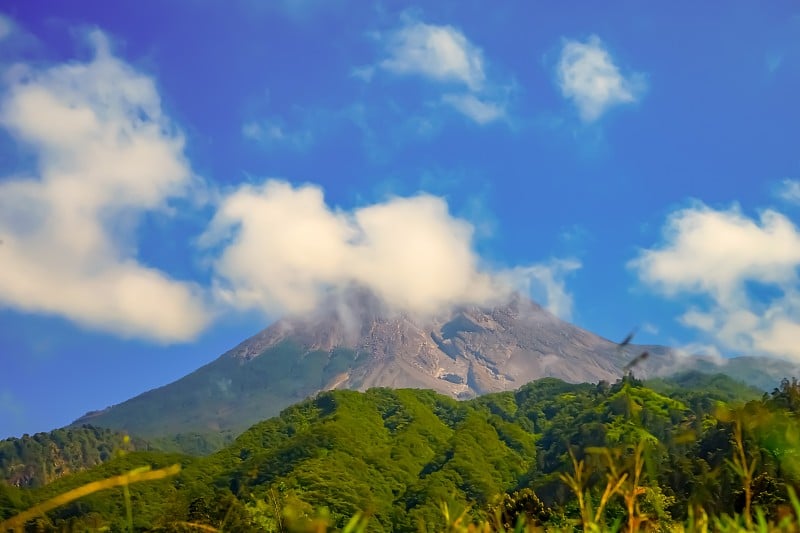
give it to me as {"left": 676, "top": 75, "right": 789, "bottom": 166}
{"left": 72, "top": 291, "right": 800, "bottom": 439}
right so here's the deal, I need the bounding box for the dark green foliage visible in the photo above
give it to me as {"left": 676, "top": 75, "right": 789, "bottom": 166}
{"left": 766, "top": 377, "right": 800, "bottom": 414}
{"left": 647, "top": 371, "right": 763, "bottom": 410}
{"left": 685, "top": 357, "right": 800, "bottom": 392}
{"left": 148, "top": 430, "right": 237, "bottom": 456}
{"left": 3, "top": 372, "right": 800, "bottom": 531}
{"left": 0, "top": 483, "right": 26, "bottom": 520}
{"left": 488, "top": 488, "right": 553, "bottom": 529}
{"left": 0, "top": 425, "right": 140, "bottom": 488}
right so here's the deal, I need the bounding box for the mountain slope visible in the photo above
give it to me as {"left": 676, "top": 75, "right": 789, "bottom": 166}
{"left": 72, "top": 294, "right": 800, "bottom": 439}
{"left": 70, "top": 297, "right": 637, "bottom": 436}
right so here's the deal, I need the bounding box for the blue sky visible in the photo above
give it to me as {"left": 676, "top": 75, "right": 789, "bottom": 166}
{"left": 1, "top": 1, "right": 799, "bottom": 438}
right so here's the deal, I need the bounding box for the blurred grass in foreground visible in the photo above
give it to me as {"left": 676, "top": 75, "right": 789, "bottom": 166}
{"left": 0, "top": 464, "right": 180, "bottom": 532}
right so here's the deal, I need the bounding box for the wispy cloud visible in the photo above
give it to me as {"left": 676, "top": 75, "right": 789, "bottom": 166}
{"left": 0, "top": 31, "right": 210, "bottom": 342}
{"left": 364, "top": 18, "right": 507, "bottom": 125}
{"left": 260, "top": 0, "right": 343, "bottom": 20}
{"left": 557, "top": 35, "right": 645, "bottom": 122}
{"left": 0, "top": 390, "right": 23, "bottom": 419}
{"left": 0, "top": 390, "right": 24, "bottom": 435}
{"left": 441, "top": 93, "right": 505, "bottom": 124}
{"left": 350, "top": 65, "right": 375, "bottom": 82}
{"left": 766, "top": 52, "right": 783, "bottom": 74}
{"left": 379, "top": 21, "right": 486, "bottom": 90}
{"left": 777, "top": 178, "right": 800, "bottom": 204}
{"left": 242, "top": 119, "right": 312, "bottom": 150}
{"left": 631, "top": 202, "right": 800, "bottom": 362}
{"left": 0, "top": 13, "right": 13, "bottom": 41}
{"left": 640, "top": 322, "right": 660, "bottom": 335}
{"left": 500, "top": 259, "right": 582, "bottom": 320}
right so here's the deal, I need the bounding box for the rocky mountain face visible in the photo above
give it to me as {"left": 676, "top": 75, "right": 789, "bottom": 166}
{"left": 72, "top": 293, "right": 800, "bottom": 439}
{"left": 230, "top": 294, "right": 662, "bottom": 395}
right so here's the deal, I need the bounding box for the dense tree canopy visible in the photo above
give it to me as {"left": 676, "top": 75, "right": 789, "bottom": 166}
{"left": 1, "top": 373, "right": 799, "bottom": 531}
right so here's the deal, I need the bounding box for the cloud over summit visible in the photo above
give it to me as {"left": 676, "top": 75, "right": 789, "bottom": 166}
{"left": 0, "top": 25, "right": 577, "bottom": 343}
{"left": 201, "top": 180, "right": 570, "bottom": 319}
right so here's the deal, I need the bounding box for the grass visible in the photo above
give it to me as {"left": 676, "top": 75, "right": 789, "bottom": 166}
{"left": 0, "top": 464, "right": 180, "bottom": 532}
{"left": 4, "top": 462, "right": 796, "bottom": 532}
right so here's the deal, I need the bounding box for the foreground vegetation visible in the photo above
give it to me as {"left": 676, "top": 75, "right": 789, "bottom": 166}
{"left": 2, "top": 372, "right": 800, "bottom": 531}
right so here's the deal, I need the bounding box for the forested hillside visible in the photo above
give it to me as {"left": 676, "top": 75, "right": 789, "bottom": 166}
{"left": 0, "top": 426, "right": 238, "bottom": 490}
{"left": 0, "top": 426, "right": 141, "bottom": 488}
{"left": 2, "top": 373, "right": 799, "bottom": 531}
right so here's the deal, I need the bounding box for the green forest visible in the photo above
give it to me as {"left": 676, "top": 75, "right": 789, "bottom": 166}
{"left": 2, "top": 372, "right": 800, "bottom": 532}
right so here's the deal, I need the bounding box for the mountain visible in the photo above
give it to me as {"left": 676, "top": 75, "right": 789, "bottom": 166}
{"left": 71, "top": 292, "right": 800, "bottom": 439}
{"left": 674, "top": 355, "right": 800, "bottom": 392}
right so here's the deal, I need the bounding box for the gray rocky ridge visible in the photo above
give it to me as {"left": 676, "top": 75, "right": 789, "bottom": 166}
{"left": 72, "top": 292, "right": 799, "bottom": 437}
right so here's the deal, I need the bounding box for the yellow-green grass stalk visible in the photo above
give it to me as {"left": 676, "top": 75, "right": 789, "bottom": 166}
{"left": 0, "top": 463, "right": 180, "bottom": 532}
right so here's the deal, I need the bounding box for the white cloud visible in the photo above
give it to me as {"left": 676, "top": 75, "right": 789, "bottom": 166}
{"left": 632, "top": 205, "right": 800, "bottom": 301}
{"left": 201, "top": 180, "right": 497, "bottom": 316}
{"left": 380, "top": 21, "right": 485, "bottom": 90}
{"left": 369, "top": 19, "right": 506, "bottom": 125}
{"left": 0, "top": 31, "right": 210, "bottom": 342}
{"left": 777, "top": 178, "right": 800, "bottom": 204}
{"left": 752, "top": 318, "right": 800, "bottom": 358}
{"left": 557, "top": 35, "right": 645, "bottom": 122}
{"left": 200, "top": 179, "right": 576, "bottom": 319}
{"left": 631, "top": 203, "right": 800, "bottom": 362}
{"left": 441, "top": 93, "right": 505, "bottom": 125}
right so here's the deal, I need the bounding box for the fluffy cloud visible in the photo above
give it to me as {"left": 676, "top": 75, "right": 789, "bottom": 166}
{"left": 201, "top": 180, "right": 498, "bottom": 316}
{"left": 631, "top": 203, "right": 800, "bottom": 361}
{"left": 201, "top": 180, "right": 576, "bottom": 319}
{"left": 0, "top": 31, "right": 210, "bottom": 342}
{"left": 0, "top": 25, "right": 576, "bottom": 342}
{"left": 369, "top": 19, "right": 506, "bottom": 125}
{"left": 633, "top": 206, "right": 800, "bottom": 301}
{"left": 557, "top": 35, "right": 645, "bottom": 122}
